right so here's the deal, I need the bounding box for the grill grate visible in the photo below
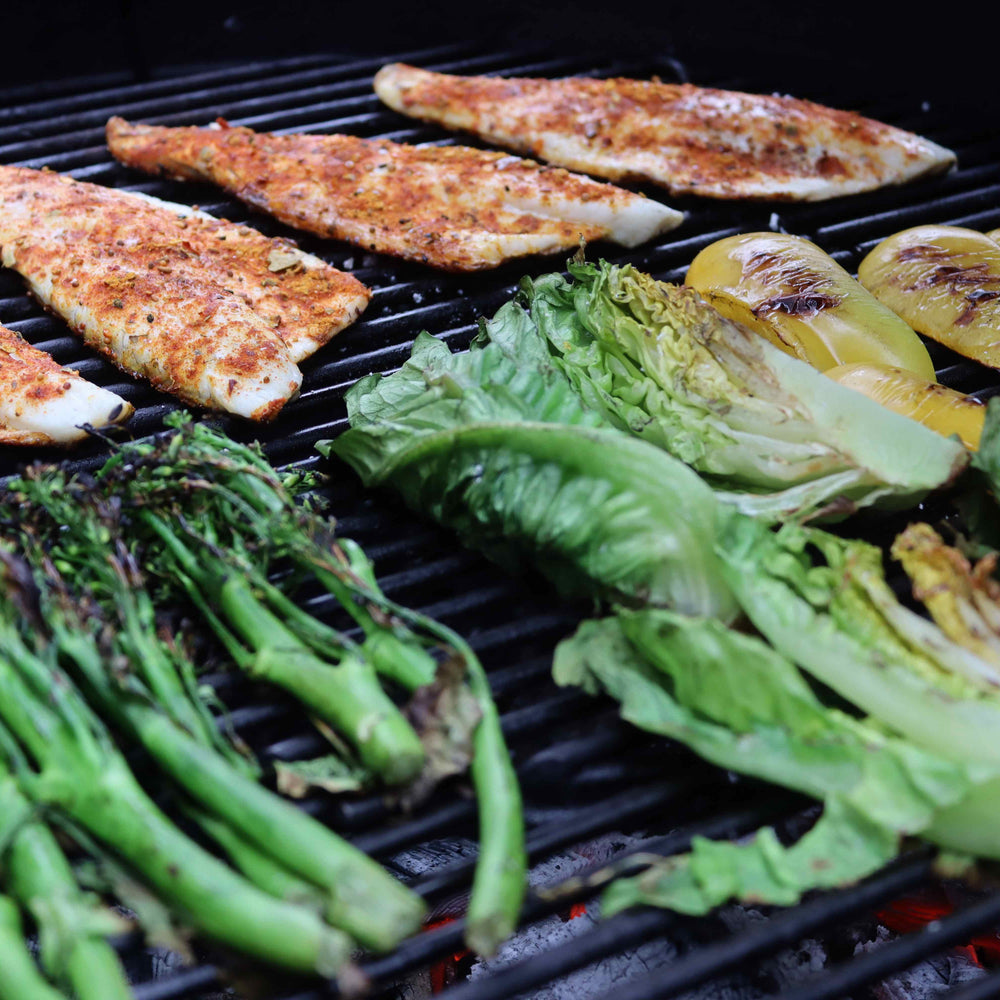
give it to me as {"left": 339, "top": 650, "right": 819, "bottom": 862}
{"left": 3, "top": 41, "right": 1000, "bottom": 1000}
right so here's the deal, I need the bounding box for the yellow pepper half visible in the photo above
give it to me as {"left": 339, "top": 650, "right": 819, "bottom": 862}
{"left": 858, "top": 225, "right": 1000, "bottom": 371}
{"left": 825, "top": 362, "right": 985, "bottom": 450}
{"left": 686, "top": 232, "right": 937, "bottom": 380}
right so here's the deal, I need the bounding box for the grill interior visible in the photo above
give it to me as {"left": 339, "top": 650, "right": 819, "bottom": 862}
{"left": 3, "top": 40, "right": 1000, "bottom": 1000}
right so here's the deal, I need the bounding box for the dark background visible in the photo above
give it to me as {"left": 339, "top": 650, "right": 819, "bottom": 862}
{"left": 4, "top": 1, "right": 996, "bottom": 111}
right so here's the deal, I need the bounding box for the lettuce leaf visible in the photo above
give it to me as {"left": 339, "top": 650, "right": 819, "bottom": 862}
{"left": 601, "top": 799, "right": 899, "bottom": 917}
{"left": 954, "top": 397, "right": 1000, "bottom": 555}
{"left": 971, "top": 396, "right": 1000, "bottom": 490}
{"left": 892, "top": 522, "right": 1000, "bottom": 669}
{"left": 554, "top": 611, "right": 983, "bottom": 831}
{"left": 330, "top": 333, "right": 740, "bottom": 620}
{"left": 717, "top": 516, "right": 1000, "bottom": 771}
{"left": 517, "top": 260, "right": 967, "bottom": 520}
{"left": 553, "top": 608, "right": 991, "bottom": 916}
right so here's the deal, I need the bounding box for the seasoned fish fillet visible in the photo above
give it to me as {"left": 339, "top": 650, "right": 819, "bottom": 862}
{"left": 0, "top": 165, "right": 368, "bottom": 419}
{"left": 105, "top": 117, "right": 683, "bottom": 271}
{"left": 0, "top": 323, "right": 133, "bottom": 445}
{"left": 373, "top": 63, "right": 957, "bottom": 202}
{"left": 101, "top": 190, "right": 369, "bottom": 364}
{"left": 0, "top": 166, "right": 369, "bottom": 366}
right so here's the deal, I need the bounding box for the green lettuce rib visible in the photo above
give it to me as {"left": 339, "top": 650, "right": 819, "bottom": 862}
{"left": 554, "top": 612, "right": 985, "bottom": 830}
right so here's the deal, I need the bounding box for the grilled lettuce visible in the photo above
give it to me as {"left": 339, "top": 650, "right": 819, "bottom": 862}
{"left": 553, "top": 607, "right": 992, "bottom": 915}
{"left": 892, "top": 522, "right": 1000, "bottom": 667}
{"left": 555, "top": 610, "right": 985, "bottom": 825}
{"left": 718, "top": 516, "right": 1000, "bottom": 770}
{"left": 330, "top": 330, "right": 739, "bottom": 621}
{"left": 601, "top": 800, "right": 900, "bottom": 917}
{"left": 326, "top": 264, "right": 1000, "bottom": 922}
{"left": 511, "top": 259, "right": 967, "bottom": 519}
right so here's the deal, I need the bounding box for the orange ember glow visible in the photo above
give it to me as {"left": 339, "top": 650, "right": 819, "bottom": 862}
{"left": 877, "top": 891, "right": 1000, "bottom": 966}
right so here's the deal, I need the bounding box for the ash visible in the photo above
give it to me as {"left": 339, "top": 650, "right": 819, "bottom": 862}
{"left": 854, "top": 925, "right": 986, "bottom": 1000}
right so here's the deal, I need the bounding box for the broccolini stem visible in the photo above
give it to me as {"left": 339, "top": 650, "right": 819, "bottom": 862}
{"left": 446, "top": 633, "right": 526, "bottom": 956}
{"left": 54, "top": 630, "right": 426, "bottom": 952}
{"left": 353, "top": 599, "right": 527, "bottom": 957}
{"left": 65, "top": 756, "right": 352, "bottom": 975}
{"left": 141, "top": 510, "right": 426, "bottom": 785}
{"left": 249, "top": 561, "right": 439, "bottom": 692}
{"left": 6, "top": 821, "right": 133, "bottom": 1000}
{"left": 0, "top": 636, "right": 356, "bottom": 975}
{"left": 310, "top": 562, "right": 439, "bottom": 690}
{"left": 0, "top": 895, "right": 67, "bottom": 1000}
{"left": 63, "top": 940, "right": 134, "bottom": 1000}
{"left": 182, "top": 803, "right": 328, "bottom": 912}
{"left": 111, "top": 567, "right": 248, "bottom": 771}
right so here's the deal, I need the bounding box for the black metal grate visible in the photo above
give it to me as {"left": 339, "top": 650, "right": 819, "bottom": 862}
{"left": 3, "top": 41, "right": 1000, "bottom": 1000}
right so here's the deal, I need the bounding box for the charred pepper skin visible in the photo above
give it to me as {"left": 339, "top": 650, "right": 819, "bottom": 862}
{"left": 824, "top": 362, "right": 985, "bottom": 451}
{"left": 858, "top": 225, "right": 1000, "bottom": 371}
{"left": 686, "top": 232, "right": 937, "bottom": 380}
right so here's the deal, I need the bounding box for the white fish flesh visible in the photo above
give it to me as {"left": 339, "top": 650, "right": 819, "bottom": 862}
{"left": 0, "top": 322, "right": 132, "bottom": 445}
{"left": 0, "top": 165, "right": 371, "bottom": 419}
{"left": 373, "top": 63, "right": 957, "bottom": 202}
{"left": 105, "top": 116, "right": 683, "bottom": 271}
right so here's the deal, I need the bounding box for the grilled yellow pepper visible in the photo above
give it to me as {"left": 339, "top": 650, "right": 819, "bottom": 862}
{"left": 825, "top": 362, "right": 984, "bottom": 450}
{"left": 686, "top": 232, "right": 937, "bottom": 380}
{"left": 858, "top": 225, "right": 1000, "bottom": 370}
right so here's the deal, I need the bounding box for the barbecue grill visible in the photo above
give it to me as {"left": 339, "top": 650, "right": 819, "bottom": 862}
{"left": 3, "top": 36, "right": 1000, "bottom": 1000}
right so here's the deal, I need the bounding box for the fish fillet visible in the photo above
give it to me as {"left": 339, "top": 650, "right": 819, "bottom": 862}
{"left": 373, "top": 63, "right": 957, "bottom": 202}
{"left": 105, "top": 117, "right": 683, "bottom": 271}
{"left": 0, "top": 323, "right": 132, "bottom": 445}
{"left": 124, "top": 193, "right": 370, "bottom": 365}
{"left": 0, "top": 166, "right": 369, "bottom": 419}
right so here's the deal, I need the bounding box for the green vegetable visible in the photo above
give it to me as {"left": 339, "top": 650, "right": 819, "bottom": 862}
{"left": 5, "top": 823, "right": 132, "bottom": 1000}
{"left": 326, "top": 261, "right": 1000, "bottom": 932}
{"left": 96, "top": 415, "right": 521, "bottom": 956}
{"left": 109, "top": 415, "right": 441, "bottom": 695}
{"left": 0, "top": 895, "right": 66, "bottom": 1000}
{"left": 140, "top": 508, "right": 426, "bottom": 786}
{"left": 11, "top": 479, "right": 254, "bottom": 777}
{"left": 180, "top": 802, "right": 328, "bottom": 914}
{"left": 891, "top": 521, "right": 1000, "bottom": 667}
{"left": 492, "top": 259, "right": 967, "bottom": 519}
{"left": 972, "top": 397, "right": 1000, "bottom": 490}
{"left": 0, "top": 588, "right": 353, "bottom": 976}
{"left": 717, "top": 516, "right": 1000, "bottom": 771}
{"left": 0, "top": 762, "right": 130, "bottom": 1000}
{"left": 330, "top": 332, "right": 740, "bottom": 621}
{"left": 554, "top": 607, "right": 996, "bottom": 915}
{"left": 6, "top": 415, "right": 521, "bottom": 958}
{"left": 8, "top": 463, "right": 427, "bottom": 954}
{"left": 602, "top": 800, "right": 899, "bottom": 917}
{"left": 58, "top": 632, "right": 422, "bottom": 952}
{"left": 555, "top": 610, "right": 985, "bottom": 831}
